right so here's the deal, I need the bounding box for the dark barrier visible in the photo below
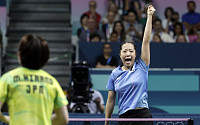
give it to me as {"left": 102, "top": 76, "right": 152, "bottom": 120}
{"left": 79, "top": 42, "right": 200, "bottom": 68}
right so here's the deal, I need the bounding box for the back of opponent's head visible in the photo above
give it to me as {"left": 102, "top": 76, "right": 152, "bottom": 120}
{"left": 18, "top": 34, "right": 49, "bottom": 70}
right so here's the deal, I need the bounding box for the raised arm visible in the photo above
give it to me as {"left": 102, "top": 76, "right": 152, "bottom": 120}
{"left": 141, "top": 5, "right": 156, "bottom": 65}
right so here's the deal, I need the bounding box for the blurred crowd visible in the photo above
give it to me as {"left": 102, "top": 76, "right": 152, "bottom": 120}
{"left": 76, "top": 0, "right": 200, "bottom": 43}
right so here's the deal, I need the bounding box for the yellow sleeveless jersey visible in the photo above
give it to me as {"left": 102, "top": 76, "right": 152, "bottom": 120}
{"left": 0, "top": 67, "right": 68, "bottom": 125}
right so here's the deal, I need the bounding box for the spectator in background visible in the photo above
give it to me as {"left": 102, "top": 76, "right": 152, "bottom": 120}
{"left": 96, "top": 42, "right": 118, "bottom": 68}
{"left": 128, "top": 0, "right": 142, "bottom": 22}
{"left": 102, "top": 1, "right": 120, "bottom": 25}
{"left": 102, "top": 11, "right": 116, "bottom": 41}
{"left": 162, "top": 7, "right": 174, "bottom": 33}
{"left": 84, "top": 0, "right": 101, "bottom": 29}
{"left": 0, "top": 34, "right": 69, "bottom": 125}
{"left": 151, "top": 18, "right": 175, "bottom": 43}
{"left": 79, "top": 17, "right": 106, "bottom": 42}
{"left": 125, "top": 10, "right": 143, "bottom": 42}
{"left": 187, "top": 27, "right": 198, "bottom": 42}
{"left": 90, "top": 33, "right": 101, "bottom": 42}
{"left": 152, "top": 33, "right": 163, "bottom": 43}
{"left": 70, "top": 82, "right": 105, "bottom": 114}
{"left": 182, "top": 1, "right": 200, "bottom": 32}
{"left": 168, "top": 11, "right": 182, "bottom": 35}
{"left": 197, "top": 33, "right": 200, "bottom": 42}
{"left": 176, "top": 34, "right": 188, "bottom": 43}
{"left": 110, "top": 31, "right": 119, "bottom": 42}
{"left": 77, "top": 14, "right": 89, "bottom": 38}
{"left": 171, "top": 22, "right": 189, "bottom": 42}
{"left": 113, "top": 21, "right": 126, "bottom": 42}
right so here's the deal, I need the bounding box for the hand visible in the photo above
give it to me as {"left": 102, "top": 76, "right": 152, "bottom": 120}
{"left": 147, "top": 5, "right": 156, "bottom": 15}
{"left": 94, "top": 97, "right": 101, "bottom": 105}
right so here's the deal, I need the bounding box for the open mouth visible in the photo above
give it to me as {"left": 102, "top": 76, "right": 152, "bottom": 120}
{"left": 125, "top": 58, "right": 132, "bottom": 62}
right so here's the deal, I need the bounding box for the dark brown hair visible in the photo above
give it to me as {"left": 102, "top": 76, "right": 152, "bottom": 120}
{"left": 120, "top": 41, "right": 137, "bottom": 55}
{"left": 18, "top": 34, "right": 49, "bottom": 69}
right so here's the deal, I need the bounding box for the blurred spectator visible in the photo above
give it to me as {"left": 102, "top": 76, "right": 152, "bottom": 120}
{"left": 90, "top": 33, "right": 101, "bottom": 42}
{"left": 128, "top": 0, "right": 142, "bottom": 21}
{"left": 168, "top": 11, "right": 182, "bottom": 34}
{"left": 84, "top": 0, "right": 101, "bottom": 29}
{"left": 171, "top": 22, "right": 189, "bottom": 42}
{"left": 187, "top": 27, "right": 198, "bottom": 42}
{"left": 197, "top": 22, "right": 200, "bottom": 34}
{"left": 176, "top": 34, "right": 188, "bottom": 43}
{"left": 110, "top": 31, "right": 119, "bottom": 42}
{"left": 182, "top": 1, "right": 200, "bottom": 32}
{"left": 102, "top": 1, "right": 120, "bottom": 25}
{"left": 95, "top": 42, "right": 118, "bottom": 68}
{"left": 77, "top": 14, "right": 89, "bottom": 38}
{"left": 102, "top": 11, "right": 116, "bottom": 41}
{"left": 197, "top": 33, "right": 200, "bottom": 42}
{"left": 162, "top": 7, "right": 174, "bottom": 33}
{"left": 152, "top": 33, "right": 163, "bottom": 43}
{"left": 70, "top": 83, "right": 105, "bottom": 114}
{"left": 79, "top": 17, "right": 106, "bottom": 42}
{"left": 113, "top": 21, "right": 126, "bottom": 42}
{"left": 151, "top": 18, "right": 175, "bottom": 43}
{"left": 125, "top": 10, "right": 143, "bottom": 42}
{"left": 139, "top": 3, "right": 150, "bottom": 26}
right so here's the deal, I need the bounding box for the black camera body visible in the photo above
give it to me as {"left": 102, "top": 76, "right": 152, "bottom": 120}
{"left": 70, "top": 61, "right": 93, "bottom": 113}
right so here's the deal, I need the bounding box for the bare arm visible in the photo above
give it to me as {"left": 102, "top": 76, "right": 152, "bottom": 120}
{"left": 105, "top": 90, "right": 116, "bottom": 125}
{"left": 52, "top": 106, "right": 69, "bottom": 125}
{"left": 94, "top": 97, "right": 105, "bottom": 113}
{"left": 141, "top": 5, "right": 156, "bottom": 66}
{"left": 0, "top": 101, "right": 10, "bottom": 124}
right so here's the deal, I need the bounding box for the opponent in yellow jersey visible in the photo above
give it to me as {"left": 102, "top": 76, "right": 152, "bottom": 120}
{"left": 0, "top": 34, "right": 69, "bottom": 125}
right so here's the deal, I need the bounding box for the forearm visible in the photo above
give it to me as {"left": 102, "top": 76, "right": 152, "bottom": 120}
{"left": 105, "top": 100, "right": 115, "bottom": 125}
{"left": 0, "top": 112, "right": 10, "bottom": 124}
{"left": 97, "top": 104, "right": 105, "bottom": 113}
{"left": 51, "top": 106, "right": 69, "bottom": 125}
{"left": 105, "top": 100, "right": 115, "bottom": 118}
{"left": 143, "top": 15, "right": 153, "bottom": 44}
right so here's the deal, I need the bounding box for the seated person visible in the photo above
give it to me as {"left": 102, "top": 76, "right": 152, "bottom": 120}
{"left": 197, "top": 33, "right": 200, "bottom": 42}
{"left": 109, "top": 31, "right": 119, "bottom": 42}
{"left": 69, "top": 82, "right": 104, "bottom": 114}
{"left": 95, "top": 42, "right": 118, "bottom": 68}
{"left": 79, "top": 17, "right": 106, "bottom": 42}
{"left": 90, "top": 33, "right": 101, "bottom": 42}
{"left": 176, "top": 34, "right": 188, "bottom": 43}
{"left": 77, "top": 14, "right": 89, "bottom": 38}
{"left": 152, "top": 33, "right": 163, "bottom": 43}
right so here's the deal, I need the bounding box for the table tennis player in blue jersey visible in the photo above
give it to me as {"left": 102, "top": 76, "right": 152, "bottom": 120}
{"left": 105, "top": 5, "right": 156, "bottom": 125}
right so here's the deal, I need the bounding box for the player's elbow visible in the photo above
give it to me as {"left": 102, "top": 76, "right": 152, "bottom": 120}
{"left": 62, "top": 117, "right": 69, "bottom": 125}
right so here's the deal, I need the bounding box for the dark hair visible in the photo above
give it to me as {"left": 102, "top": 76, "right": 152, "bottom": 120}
{"left": 120, "top": 41, "right": 137, "bottom": 55}
{"left": 18, "top": 34, "right": 49, "bottom": 69}
{"left": 172, "top": 11, "right": 179, "bottom": 17}
{"left": 103, "top": 42, "right": 111, "bottom": 49}
{"left": 80, "top": 14, "right": 89, "bottom": 25}
{"left": 164, "top": 7, "right": 174, "bottom": 19}
{"left": 90, "top": 33, "right": 101, "bottom": 42}
{"left": 113, "top": 21, "right": 126, "bottom": 42}
{"left": 153, "top": 18, "right": 162, "bottom": 25}
{"left": 173, "top": 22, "right": 184, "bottom": 37}
{"left": 187, "top": 1, "right": 196, "bottom": 7}
{"left": 127, "top": 9, "right": 139, "bottom": 21}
